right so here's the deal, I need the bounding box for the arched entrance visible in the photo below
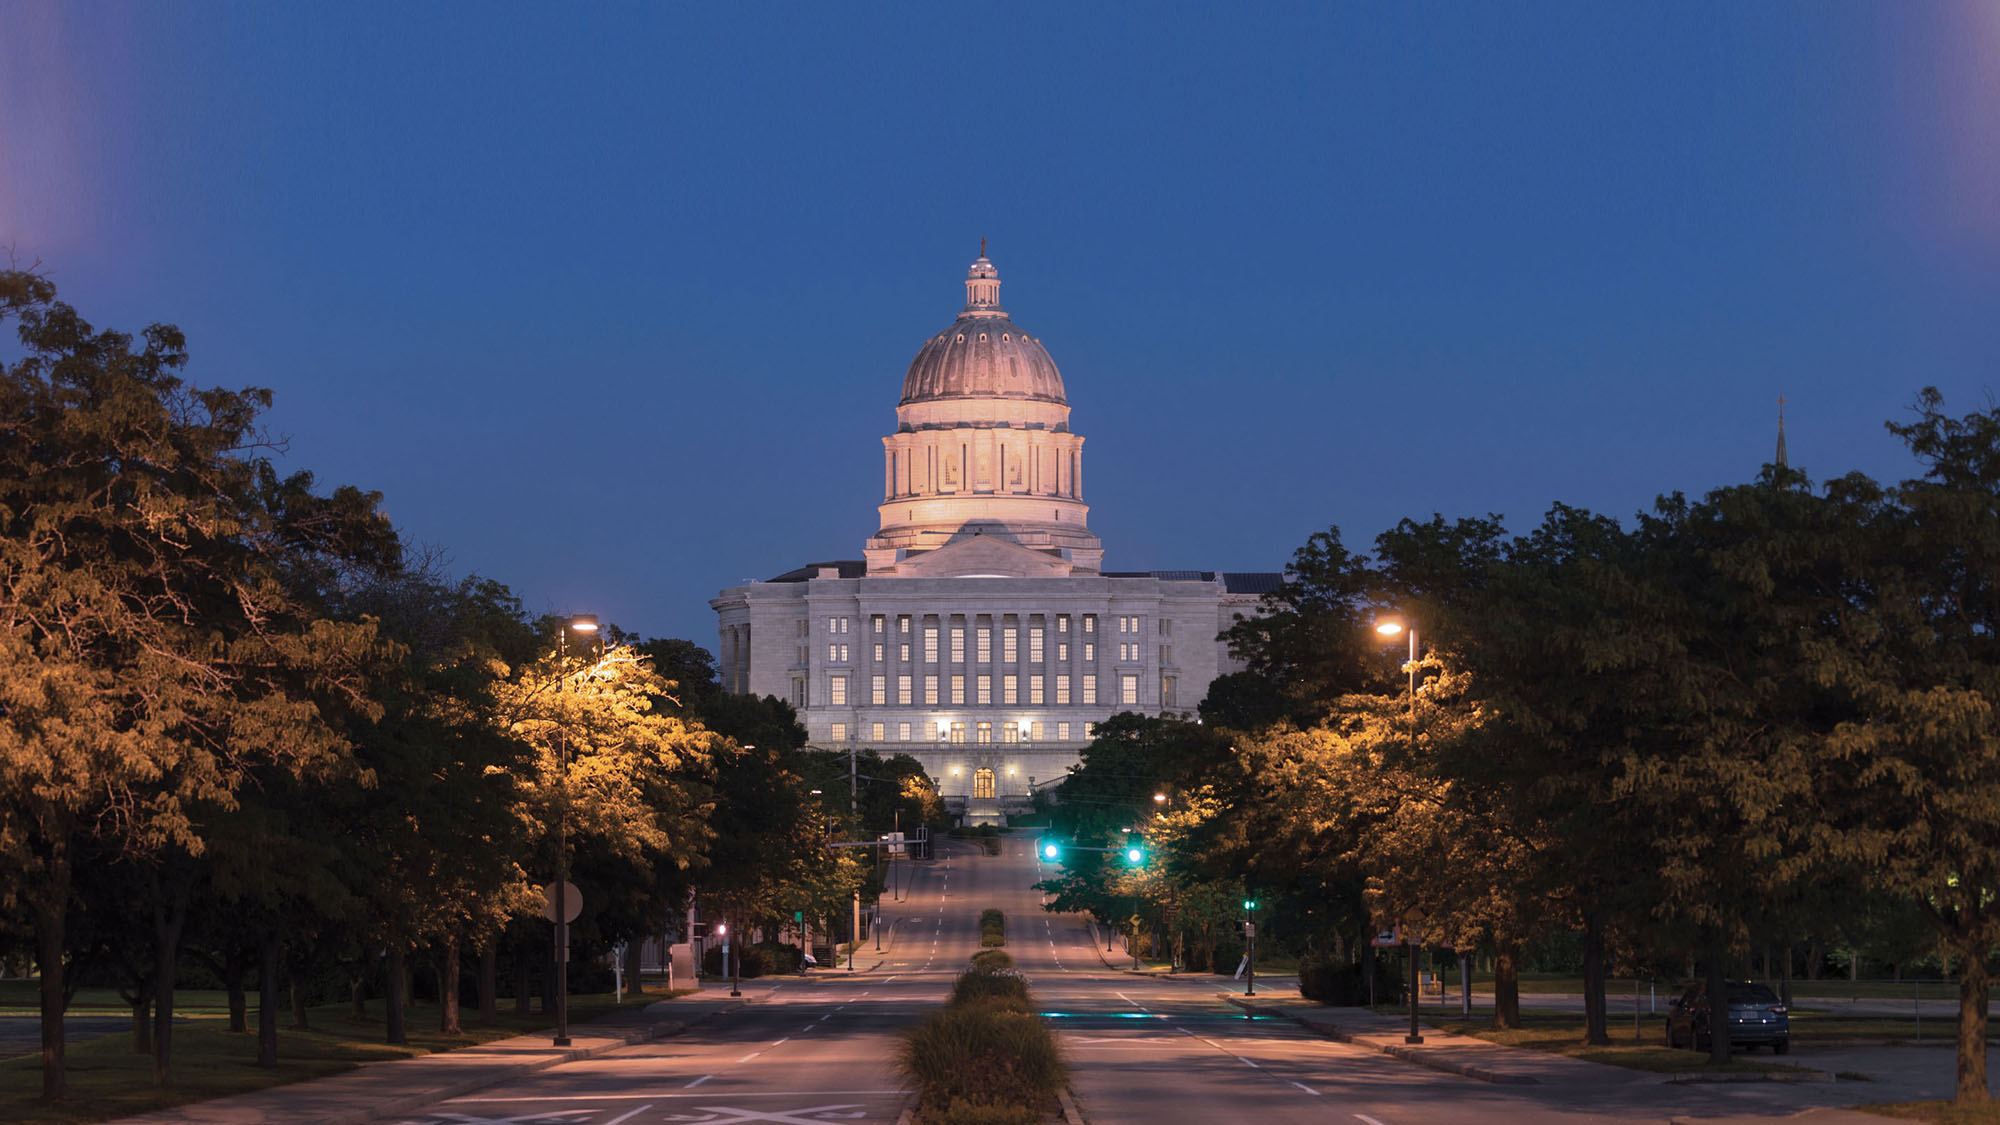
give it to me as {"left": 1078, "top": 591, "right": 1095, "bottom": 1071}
{"left": 973, "top": 767, "right": 996, "bottom": 800}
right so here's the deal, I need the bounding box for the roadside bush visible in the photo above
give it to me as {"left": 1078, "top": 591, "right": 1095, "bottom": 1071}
{"left": 702, "top": 943, "right": 773, "bottom": 979}
{"left": 1299, "top": 956, "right": 1404, "bottom": 1006}
{"left": 980, "top": 908, "right": 1005, "bottom": 947}
{"left": 950, "top": 967, "right": 1031, "bottom": 1011}
{"left": 898, "top": 1003, "right": 1067, "bottom": 1119}
{"left": 752, "top": 941, "right": 806, "bottom": 974}
{"left": 970, "top": 949, "right": 1014, "bottom": 972}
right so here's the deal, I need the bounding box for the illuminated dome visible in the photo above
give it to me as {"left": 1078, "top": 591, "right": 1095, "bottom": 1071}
{"left": 898, "top": 255, "right": 1067, "bottom": 407}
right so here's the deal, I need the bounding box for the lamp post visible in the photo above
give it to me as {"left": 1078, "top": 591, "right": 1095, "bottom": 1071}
{"left": 552, "top": 613, "right": 598, "bottom": 1048}
{"left": 1375, "top": 616, "right": 1423, "bottom": 1046}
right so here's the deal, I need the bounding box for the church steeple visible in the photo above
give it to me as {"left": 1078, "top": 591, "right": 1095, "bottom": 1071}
{"left": 963, "top": 242, "right": 1003, "bottom": 315}
{"left": 1776, "top": 395, "right": 1789, "bottom": 469}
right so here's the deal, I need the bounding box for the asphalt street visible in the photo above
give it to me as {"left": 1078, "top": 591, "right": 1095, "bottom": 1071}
{"left": 377, "top": 838, "right": 1932, "bottom": 1124}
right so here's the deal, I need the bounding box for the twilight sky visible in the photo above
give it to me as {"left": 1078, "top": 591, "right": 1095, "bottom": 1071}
{"left": 5, "top": 2, "right": 1998, "bottom": 649}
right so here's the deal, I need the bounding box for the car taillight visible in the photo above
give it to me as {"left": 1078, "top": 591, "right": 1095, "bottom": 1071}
{"left": 1769, "top": 1005, "right": 1787, "bottom": 1014}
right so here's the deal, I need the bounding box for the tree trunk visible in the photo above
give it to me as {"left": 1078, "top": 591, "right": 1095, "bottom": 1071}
{"left": 351, "top": 973, "right": 366, "bottom": 1018}
{"left": 1581, "top": 913, "right": 1610, "bottom": 1046}
{"left": 257, "top": 931, "right": 280, "bottom": 1067}
{"left": 1807, "top": 939, "right": 1823, "bottom": 981}
{"left": 1957, "top": 943, "right": 1990, "bottom": 1104}
{"left": 440, "top": 936, "right": 462, "bottom": 1035}
{"left": 385, "top": 942, "right": 407, "bottom": 1045}
{"left": 1492, "top": 943, "right": 1522, "bottom": 1029}
{"left": 223, "top": 944, "right": 248, "bottom": 1034}
{"left": 1360, "top": 933, "right": 1377, "bottom": 1006}
{"left": 623, "top": 941, "right": 644, "bottom": 997}
{"left": 1779, "top": 940, "right": 1794, "bottom": 1010}
{"left": 35, "top": 842, "right": 70, "bottom": 1102}
{"left": 1706, "top": 932, "right": 1733, "bottom": 1065}
{"left": 290, "top": 969, "right": 311, "bottom": 1030}
{"left": 478, "top": 943, "right": 498, "bottom": 1024}
{"left": 151, "top": 876, "right": 189, "bottom": 1086}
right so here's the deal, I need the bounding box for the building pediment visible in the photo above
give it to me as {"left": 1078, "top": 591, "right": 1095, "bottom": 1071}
{"left": 880, "top": 533, "right": 1076, "bottom": 578}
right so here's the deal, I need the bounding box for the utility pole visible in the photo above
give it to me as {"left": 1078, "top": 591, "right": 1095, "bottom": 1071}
{"left": 850, "top": 746, "right": 860, "bottom": 971}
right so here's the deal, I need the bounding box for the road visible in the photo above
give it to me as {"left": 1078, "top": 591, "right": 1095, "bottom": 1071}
{"left": 383, "top": 838, "right": 1900, "bottom": 1124}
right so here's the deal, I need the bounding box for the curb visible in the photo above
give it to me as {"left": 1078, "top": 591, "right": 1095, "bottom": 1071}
{"left": 1059, "top": 1085, "right": 1086, "bottom": 1123}
{"left": 1666, "top": 1069, "right": 1835, "bottom": 1084}
{"left": 1221, "top": 996, "right": 1539, "bottom": 1086}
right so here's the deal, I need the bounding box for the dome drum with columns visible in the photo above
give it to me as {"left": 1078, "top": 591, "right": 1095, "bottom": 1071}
{"left": 711, "top": 248, "right": 1275, "bottom": 824}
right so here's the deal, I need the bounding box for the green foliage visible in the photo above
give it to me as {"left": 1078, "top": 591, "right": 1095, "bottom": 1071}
{"left": 948, "top": 968, "right": 1030, "bottom": 1011}
{"left": 1299, "top": 956, "right": 1403, "bottom": 1006}
{"left": 969, "top": 949, "right": 1013, "bottom": 972}
{"left": 979, "top": 909, "right": 1005, "bottom": 947}
{"left": 899, "top": 968, "right": 1065, "bottom": 1119}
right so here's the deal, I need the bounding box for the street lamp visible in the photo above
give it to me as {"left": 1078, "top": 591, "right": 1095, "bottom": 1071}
{"left": 1375, "top": 614, "right": 1423, "bottom": 1046}
{"left": 552, "top": 612, "right": 598, "bottom": 1048}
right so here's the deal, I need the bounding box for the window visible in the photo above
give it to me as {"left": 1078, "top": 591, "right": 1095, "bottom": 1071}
{"left": 1002, "top": 721, "right": 1019, "bottom": 743}
{"left": 1120, "top": 674, "right": 1138, "bottom": 705}
{"left": 973, "top": 766, "right": 995, "bottom": 798}
{"left": 792, "top": 677, "right": 806, "bottom": 708}
{"left": 898, "top": 722, "right": 911, "bottom": 741}
{"left": 951, "top": 626, "right": 965, "bottom": 663}
{"left": 976, "top": 722, "right": 992, "bottom": 744}
{"left": 900, "top": 643, "right": 911, "bottom": 661}
{"left": 831, "top": 722, "right": 847, "bottom": 741}
{"left": 1029, "top": 628, "right": 1043, "bottom": 662}
{"left": 1058, "top": 614, "right": 1070, "bottom": 634}
{"left": 976, "top": 626, "right": 991, "bottom": 663}
{"left": 871, "top": 722, "right": 884, "bottom": 740}
{"left": 951, "top": 675, "right": 966, "bottom": 704}
{"left": 828, "top": 643, "right": 849, "bottom": 662}
{"left": 925, "top": 674, "right": 939, "bottom": 704}
{"left": 898, "top": 675, "right": 912, "bottom": 705}
{"left": 1083, "top": 722, "right": 1096, "bottom": 739}
{"left": 1031, "top": 721, "right": 1044, "bottom": 740}
{"left": 1160, "top": 618, "right": 1172, "bottom": 636}
{"left": 828, "top": 616, "right": 849, "bottom": 635}
{"left": 1162, "top": 675, "right": 1177, "bottom": 708}
{"left": 871, "top": 675, "right": 886, "bottom": 705}
{"left": 1057, "top": 721, "right": 1071, "bottom": 740}
{"left": 929, "top": 720, "right": 943, "bottom": 741}
{"left": 830, "top": 676, "right": 848, "bottom": 705}
{"left": 1058, "top": 642, "right": 1068, "bottom": 661}
{"left": 1002, "top": 626, "right": 1017, "bottom": 662}
{"left": 898, "top": 614, "right": 912, "bottom": 634}
{"left": 797, "top": 619, "right": 808, "bottom": 638}
{"left": 1003, "top": 674, "right": 1018, "bottom": 704}
{"left": 797, "top": 644, "right": 808, "bottom": 664}
{"left": 1083, "top": 677, "right": 1097, "bottom": 705}
{"left": 977, "top": 675, "right": 992, "bottom": 704}
{"left": 950, "top": 721, "right": 966, "bottom": 743}
{"left": 1161, "top": 644, "right": 1171, "bottom": 664}
{"left": 872, "top": 615, "right": 885, "bottom": 634}
{"left": 1084, "top": 643, "right": 1095, "bottom": 662}
{"left": 1083, "top": 614, "right": 1096, "bottom": 635}
{"left": 873, "top": 643, "right": 884, "bottom": 662}
{"left": 1057, "top": 676, "right": 1071, "bottom": 704}
{"left": 1117, "top": 643, "right": 1129, "bottom": 661}
{"left": 1030, "top": 675, "right": 1044, "bottom": 704}
{"left": 925, "top": 625, "right": 939, "bottom": 662}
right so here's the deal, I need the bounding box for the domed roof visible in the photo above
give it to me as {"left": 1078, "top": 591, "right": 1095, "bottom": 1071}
{"left": 899, "top": 255, "right": 1067, "bottom": 407}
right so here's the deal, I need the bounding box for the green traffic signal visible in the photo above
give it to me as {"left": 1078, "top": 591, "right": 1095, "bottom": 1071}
{"left": 1041, "top": 841, "right": 1060, "bottom": 860}
{"left": 1125, "top": 847, "right": 1145, "bottom": 865}
{"left": 1244, "top": 899, "right": 1257, "bottom": 911}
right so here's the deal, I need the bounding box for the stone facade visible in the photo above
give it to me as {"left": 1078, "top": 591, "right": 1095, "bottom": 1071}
{"left": 712, "top": 251, "right": 1277, "bottom": 821}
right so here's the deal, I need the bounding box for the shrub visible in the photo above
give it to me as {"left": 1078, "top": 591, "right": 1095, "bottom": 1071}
{"left": 752, "top": 941, "right": 806, "bottom": 974}
{"left": 927, "top": 1098, "right": 1041, "bottom": 1125}
{"left": 702, "top": 942, "right": 774, "bottom": 979}
{"left": 979, "top": 908, "right": 1005, "bottom": 947}
{"left": 1298, "top": 956, "right": 1404, "bottom": 1006}
{"left": 951, "top": 967, "right": 1031, "bottom": 1011}
{"left": 898, "top": 1004, "right": 1067, "bottom": 1118}
{"left": 970, "top": 949, "right": 1014, "bottom": 972}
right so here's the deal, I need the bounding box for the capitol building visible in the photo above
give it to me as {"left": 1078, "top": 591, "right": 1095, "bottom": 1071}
{"left": 712, "top": 250, "right": 1276, "bottom": 822}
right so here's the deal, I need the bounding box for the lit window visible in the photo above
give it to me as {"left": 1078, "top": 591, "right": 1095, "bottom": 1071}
{"left": 874, "top": 643, "right": 884, "bottom": 662}
{"left": 951, "top": 627, "right": 965, "bottom": 663}
{"left": 1031, "top": 721, "right": 1044, "bottom": 740}
{"left": 871, "top": 675, "right": 886, "bottom": 705}
{"left": 973, "top": 765, "right": 995, "bottom": 796}
{"left": 830, "top": 676, "right": 848, "bottom": 705}
{"left": 950, "top": 721, "right": 966, "bottom": 743}
{"left": 1083, "top": 677, "right": 1097, "bottom": 705}
{"left": 977, "top": 675, "right": 992, "bottom": 704}
{"left": 1002, "top": 722, "right": 1019, "bottom": 743}
{"left": 872, "top": 615, "right": 885, "bottom": 633}
{"left": 1003, "top": 627, "right": 1017, "bottom": 662}
{"left": 1083, "top": 615, "right": 1096, "bottom": 635}
{"left": 900, "top": 643, "right": 911, "bottom": 661}
{"left": 1162, "top": 675, "right": 1177, "bottom": 708}
{"left": 898, "top": 722, "right": 911, "bottom": 741}
{"left": 1084, "top": 643, "right": 1095, "bottom": 662}
{"left": 1083, "top": 722, "right": 1096, "bottom": 739}
{"left": 1003, "top": 675, "right": 1018, "bottom": 704}
{"left": 1030, "top": 628, "right": 1043, "bottom": 662}
{"left": 925, "top": 626, "right": 939, "bottom": 662}
{"left": 1058, "top": 614, "right": 1070, "bottom": 634}
{"left": 1121, "top": 674, "right": 1137, "bottom": 705}
{"left": 977, "top": 627, "right": 991, "bottom": 662}
{"left": 871, "top": 722, "right": 884, "bottom": 740}
{"left": 951, "top": 675, "right": 965, "bottom": 705}
{"left": 976, "top": 722, "right": 992, "bottom": 744}
{"left": 1057, "top": 721, "right": 1070, "bottom": 740}
{"left": 1058, "top": 642, "right": 1068, "bottom": 661}
{"left": 1030, "top": 675, "right": 1044, "bottom": 704}
{"left": 925, "top": 675, "right": 939, "bottom": 704}
{"left": 898, "top": 675, "right": 912, "bottom": 704}
{"left": 831, "top": 722, "right": 847, "bottom": 740}
{"left": 899, "top": 615, "right": 912, "bottom": 634}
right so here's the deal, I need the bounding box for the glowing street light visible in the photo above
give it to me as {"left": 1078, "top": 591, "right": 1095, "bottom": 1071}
{"left": 551, "top": 613, "right": 598, "bottom": 1048}
{"left": 1374, "top": 612, "right": 1424, "bottom": 1046}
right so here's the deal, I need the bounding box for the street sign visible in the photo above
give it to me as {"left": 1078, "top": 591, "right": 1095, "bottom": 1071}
{"left": 540, "top": 881, "right": 583, "bottom": 924}
{"left": 794, "top": 910, "right": 804, "bottom": 922}
{"left": 1370, "top": 926, "right": 1402, "bottom": 947}
{"left": 1243, "top": 922, "right": 1256, "bottom": 937}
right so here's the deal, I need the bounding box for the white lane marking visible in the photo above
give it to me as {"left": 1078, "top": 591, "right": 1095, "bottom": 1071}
{"left": 738, "top": 1050, "right": 764, "bottom": 1061}
{"left": 1355, "top": 1116, "right": 1389, "bottom": 1125}
{"left": 1115, "top": 991, "right": 1147, "bottom": 1011}
{"left": 818, "top": 1014, "right": 832, "bottom": 1021}
{"left": 771, "top": 1037, "right": 789, "bottom": 1046}
{"left": 684, "top": 1075, "right": 714, "bottom": 1088}
{"left": 1291, "top": 1081, "right": 1320, "bottom": 1096}
{"left": 452, "top": 1091, "right": 908, "bottom": 1102}
{"left": 1238, "top": 1056, "right": 1260, "bottom": 1067}
{"left": 606, "top": 1105, "right": 655, "bottom": 1124}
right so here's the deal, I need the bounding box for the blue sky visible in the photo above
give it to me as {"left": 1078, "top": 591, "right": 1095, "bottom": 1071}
{"left": 5, "top": 2, "right": 1997, "bottom": 648}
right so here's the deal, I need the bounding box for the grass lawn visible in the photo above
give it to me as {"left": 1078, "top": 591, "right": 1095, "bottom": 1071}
{"left": 0, "top": 988, "right": 681, "bottom": 1125}
{"left": 1451, "top": 973, "right": 1962, "bottom": 1002}
{"left": 1859, "top": 1103, "right": 2000, "bottom": 1123}
{"left": 1426, "top": 1013, "right": 1817, "bottom": 1076}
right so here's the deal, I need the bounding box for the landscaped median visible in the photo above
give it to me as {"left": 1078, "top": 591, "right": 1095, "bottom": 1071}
{"left": 980, "top": 908, "right": 1006, "bottom": 947}
{"left": 898, "top": 948, "right": 1069, "bottom": 1124}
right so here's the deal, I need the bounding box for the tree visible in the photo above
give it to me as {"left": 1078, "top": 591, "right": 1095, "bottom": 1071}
{"left": 0, "top": 270, "right": 390, "bottom": 1094}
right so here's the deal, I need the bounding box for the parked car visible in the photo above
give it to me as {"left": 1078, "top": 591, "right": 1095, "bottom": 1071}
{"left": 1665, "top": 980, "right": 1790, "bottom": 1053}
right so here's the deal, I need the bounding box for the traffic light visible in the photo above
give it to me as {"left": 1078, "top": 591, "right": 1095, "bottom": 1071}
{"left": 1040, "top": 839, "right": 1061, "bottom": 861}
{"left": 1243, "top": 899, "right": 1257, "bottom": 912}
{"left": 1124, "top": 846, "right": 1145, "bottom": 866}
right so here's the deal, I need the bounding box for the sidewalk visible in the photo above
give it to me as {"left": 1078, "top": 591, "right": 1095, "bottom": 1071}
{"left": 109, "top": 988, "right": 761, "bottom": 1125}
